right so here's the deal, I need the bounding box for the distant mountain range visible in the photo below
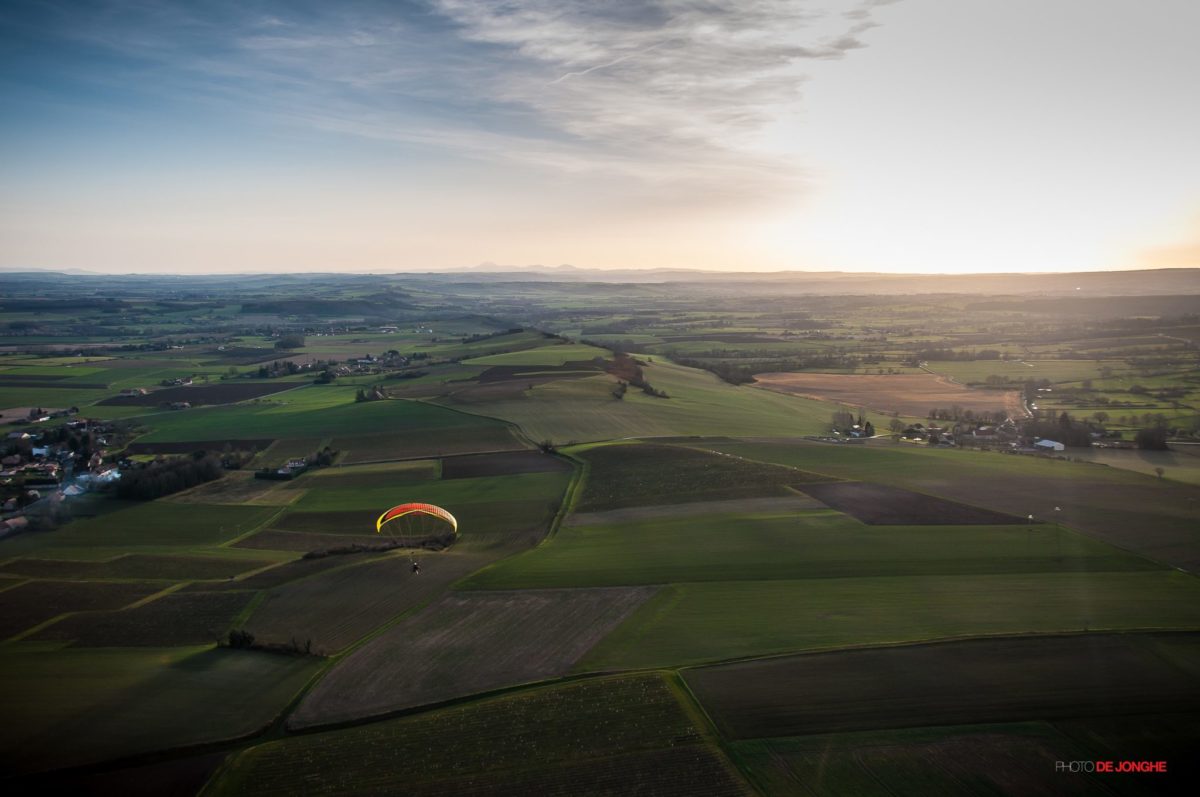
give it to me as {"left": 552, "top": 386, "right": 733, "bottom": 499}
{"left": 1, "top": 265, "right": 1197, "bottom": 297}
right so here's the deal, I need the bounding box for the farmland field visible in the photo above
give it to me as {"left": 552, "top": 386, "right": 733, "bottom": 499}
{"left": 212, "top": 674, "right": 751, "bottom": 796}
{"left": 98, "top": 381, "right": 300, "bottom": 406}
{"left": 752, "top": 371, "right": 1022, "bottom": 417}
{"left": 31, "top": 589, "right": 255, "bottom": 646}
{"left": 0, "top": 580, "right": 164, "bottom": 639}
{"left": 243, "top": 552, "right": 494, "bottom": 653}
{"left": 686, "top": 632, "right": 1200, "bottom": 739}
{"left": 464, "top": 510, "right": 1156, "bottom": 590}
{"left": 574, "top": 442, "right": 828, "bottom": 511}
{"left": 132, "top": 393, "right": 511, "bottom": 443}
{"left": 727, "top": 719, "right": 1199, "bottom": 797}
{"left": 292, "top": 586, "right": 655, "bottom": 727}
{"left": 0, "top": 553, "right": 276, "bottom": 581}
{"left": 0, "top": 644, "right": 321, "bottom": 775}
{"left": 2, "top": 272, "right": 1198, "bottom": 790}
{"left": 437, "top": 358, "right": 876, "bottom": 443}
{"left": 0, "top": 502, "right": 278, "bottom": 558}
{"left": 580, "top": 571, "right": 1200, "bottom": 669}
{"left": 797, "top": 481, "right": 1025, "bottom": 524}
{"left": 333, "top": 424, "right": 527, "bottom": 463}
{"left": 704, "top": 441, "right": 1200, "bottom": 572}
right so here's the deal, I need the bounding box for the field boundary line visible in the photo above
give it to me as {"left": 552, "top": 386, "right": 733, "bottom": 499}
{"left": 217, "top": 505, "right": 290, "bottom": 549}
{"left": 445, "top": 449, "right": 582, "bottom": 590}
{"left": 8, "top": 611, "right": 78, "bottom": 642}
{"left": 282, "top": 669, "right": 638, "bottom": 737}
{"left": 674, "top": 627, "right": 1200, "bottom": 674}
{"left": 124, "top": 580, "right": 186, "bottom": 609}
{"left": 331, "top": 446, "right": 529, "bottom": 468}
{"left": 0, "top": 576, "right": 31, "bottom": 594}
{"left": 667, "top": 671, "right": 764, "bottom": 796}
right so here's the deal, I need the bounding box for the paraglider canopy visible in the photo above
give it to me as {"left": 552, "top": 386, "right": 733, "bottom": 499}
{"left": 376, "top": 502, "right": 458, "bottom": 534}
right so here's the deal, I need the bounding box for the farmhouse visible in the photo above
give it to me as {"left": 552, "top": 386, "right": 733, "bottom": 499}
{"left": 1035, "top": 439, "right": 1065, "bottom": 452}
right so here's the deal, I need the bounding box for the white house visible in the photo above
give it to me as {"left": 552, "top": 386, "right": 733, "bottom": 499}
{"left": 1035, "top": 439, "right": 1065, "bottom": 452}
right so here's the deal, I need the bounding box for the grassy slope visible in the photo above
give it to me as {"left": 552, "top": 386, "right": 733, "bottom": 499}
{"left": 437, "top": 358, "right": 871, "bottom": 442}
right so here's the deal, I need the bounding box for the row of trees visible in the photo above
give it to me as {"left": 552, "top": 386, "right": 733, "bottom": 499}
{"left": 115, "top": 452, "right": 228, "bottom": 500}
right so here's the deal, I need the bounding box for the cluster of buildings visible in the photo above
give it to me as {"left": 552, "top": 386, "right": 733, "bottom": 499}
{"left": 0, "top": 420, "right": 119, "bottom": 535}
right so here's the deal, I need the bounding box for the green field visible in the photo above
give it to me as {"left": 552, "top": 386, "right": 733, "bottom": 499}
{"left": 209, "top": 674, "right": 751, "bottom": 796}
{"left": 464, "top": 510, "right": 1158, "bottom": 590}
{"left": 437, "top": 359, "right": 873, "bottom": 442}
{"left": 579, "top": 571, "right": 1200, "bottom": 669}
{"left": 463, "top": 342, "right": 610, "bottom": 366}
{"left": 0, "top": 503, "right": 279, "bottom": 558}
{"left": 573, "top": 442, "right": 828, "bottom": 511}
{"left": 2, "top": 274, "right": 1198, "bottom": 789}
{"left": 133, "top": 392, "right": 509, "bottom": 442}
{"left": 704, "top": 441, "right": 1200, "bottom": 572}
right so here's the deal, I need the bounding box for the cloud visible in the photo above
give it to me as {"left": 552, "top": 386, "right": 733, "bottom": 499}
{"left": 6, "top": 1, "right": 900, "bottom": 201}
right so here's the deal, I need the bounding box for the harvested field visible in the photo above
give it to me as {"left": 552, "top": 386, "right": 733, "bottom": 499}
{"left": 577, "top": 443, "right": 829, "bottom": 511}
{"left": 99, "top": 382, "right": 296, "bottom": 406}
{"left": 752, "top": 371, "right": 1021, "bottom": 417}
{"left": 292, "top": 586, "right": 656, "bottom": 727}
{"left": 244, "top": 553, "right": 493, "bottom": 653}
{"left": 0, "top": 580, "right": 163, "bottom": 639}
{"left": 333, "top": 425, "right": 527, "bottom": 464}
{"left": 32, "top": 590, "right": 254, "bottom": 646}
{"left": 213, "top": 674, "right": 751, "bottom": 797}
{"left": 440, "top": 450, "right": 572, "bottom": 479}
{"left": 0, "top": 554, "right": 276, "bottom": 581}
{"left": 567, "top": 495, "right": 825, "bottom": 526}
{"left": 798, "top": 481, "right": 1025, "bottom": 525}
{"left": 687, "top": 632, "right": 1200, "bottom": 739}
{"left": 123, "top": 439, "right": 273, "bottom": 455}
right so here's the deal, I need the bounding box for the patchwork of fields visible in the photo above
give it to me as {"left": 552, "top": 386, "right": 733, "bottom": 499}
{"left": 2, "top": 310, "right": 1197, "bottom": 795}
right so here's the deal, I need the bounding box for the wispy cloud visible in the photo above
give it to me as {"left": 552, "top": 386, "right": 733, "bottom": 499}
{"left": 4, "top": 1, "right": 899, "bottom": 201}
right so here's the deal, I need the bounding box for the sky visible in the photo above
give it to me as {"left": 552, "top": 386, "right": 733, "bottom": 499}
{"left": 1, "top": 0, "right": 1197, "bottom": 275}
